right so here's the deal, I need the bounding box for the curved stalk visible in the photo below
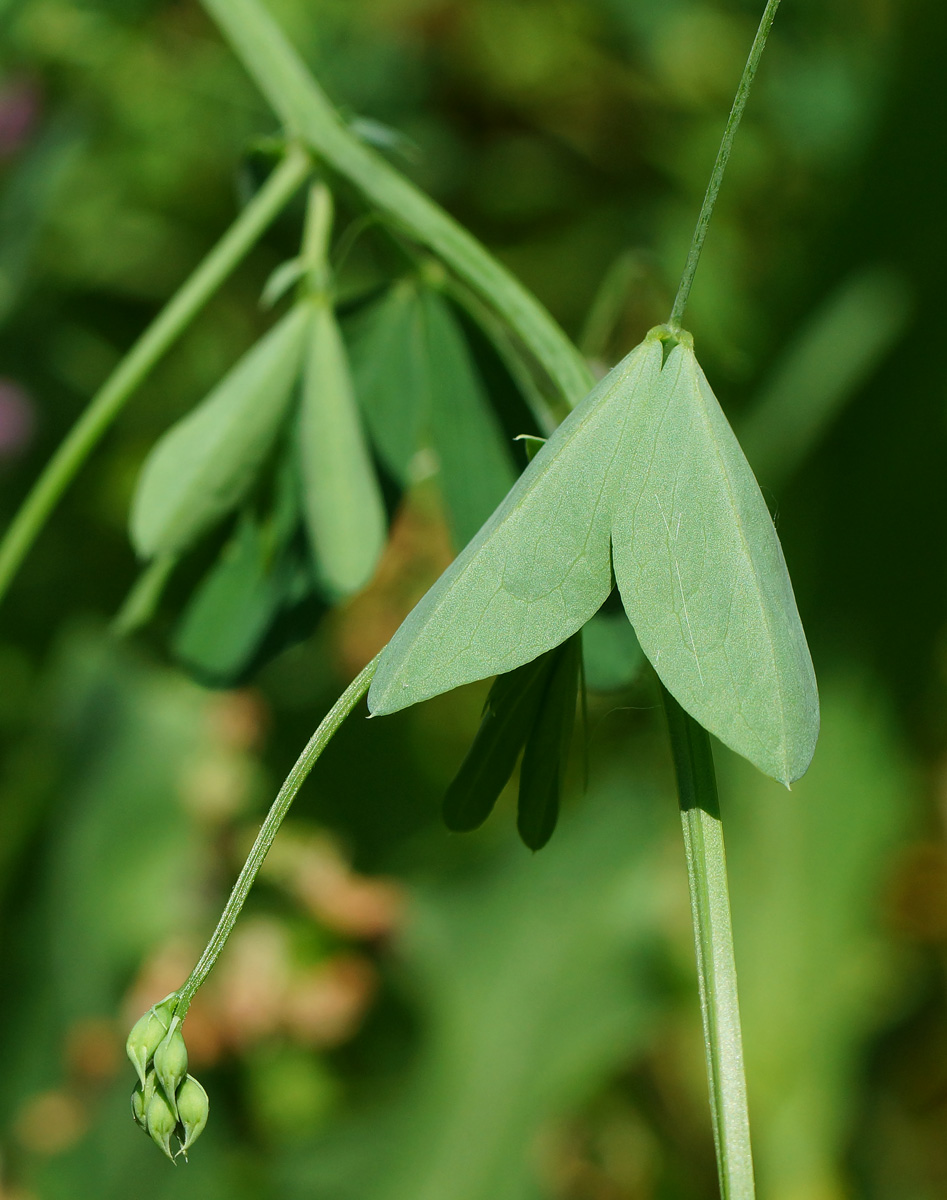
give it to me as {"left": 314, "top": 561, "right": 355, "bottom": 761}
{"left": 176, "top": 654, "right": 379, "bottom": 1012}
{"left": 0, "top": 145, "right": 311, "bottom": 607}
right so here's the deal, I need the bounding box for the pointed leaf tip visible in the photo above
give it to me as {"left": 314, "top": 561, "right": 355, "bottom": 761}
{"left": 610, "top": 339, "right": 819, "bottom": 783}
{"left": 131, "top": 304, "right": 310, "bottom": 560}
{"left": 367, "top": 325, "right": 819, "bottom": 784}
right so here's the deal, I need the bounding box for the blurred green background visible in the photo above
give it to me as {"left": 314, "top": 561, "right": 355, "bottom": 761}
{"left": 1, "top": 0, "right": 946, "bottom": 1197}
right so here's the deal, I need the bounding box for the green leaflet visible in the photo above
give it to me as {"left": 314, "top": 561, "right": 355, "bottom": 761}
{"left": 369, "top": 326, "right": 819, "bottom": 785}
{"left": 348, "top": 281, "right": 516, "bottom": 548}
{"left": 368, "top": 340, "right": 654, "bottom": 713}
{"left": 130, "top": 303, "right": 310, "bottom": 559}
{"left": 517, "top": 635, "right": 580, "bottom": 851}
{"left": 442, "top": 651, "right": 555, "bottom": 834}
{"left": 172, "top": 513, "right": 294, "bottom": 684}
{"left": 298, "top": 299, "right": 387, "bottom": 598}
{"left": 610, "top": 336, "right": 818, "bottom": 784}
{"left": 347, "top": 280, "right": 426, "bottom": 483}
{"left": 422, "top": 289, "right": 517, "bottom": 548}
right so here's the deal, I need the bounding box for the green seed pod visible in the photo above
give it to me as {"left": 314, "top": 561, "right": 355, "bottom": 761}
{"left": 132, "top": 1070, "right": 157, "bottom": 1132}
{"left": 175, "top": 1074, "right": 209, "bottom": 1156}
{"left": 131, "top": 1081, "right": 147, "bottom": 1130}
{"left": 126, "top": 995, "right": 176, "bottom": 1088}
{"left": 145, "top": 1084, "right": 179, "bottom": 1163}
{"left": 153, "top": 1017, "right": 188, "bottom": 1110}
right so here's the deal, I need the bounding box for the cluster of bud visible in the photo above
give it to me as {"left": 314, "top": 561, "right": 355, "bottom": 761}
{"left": 126, "top": 995, "right": 209, "bottom": 1162}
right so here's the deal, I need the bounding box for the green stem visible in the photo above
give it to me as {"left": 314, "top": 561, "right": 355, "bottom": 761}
{"left": 662, "top": 684, "right": 755, "bottom": 1200}
{"left": 0, "top": 145, "right": 311, "bottom": 608}
{"left": 300, "top": 180, "right": 333, "bottom": 293}
{"left": 199, "top": 0, "right": 593, "bottom": 409}
{"left": 176, "top": 654, "right": 379, "bottom": 1012}
{"left": 668, "top": 0, "right": 782, "bottom": 331}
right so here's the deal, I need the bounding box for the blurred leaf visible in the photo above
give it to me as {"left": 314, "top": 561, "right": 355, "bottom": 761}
{"left": 172, "top": 513, "right": 288, "bottom": 684}
{"left": 262, "top": 256, "right": 306, "bottom": 308}
{"left": 741, "top": 267, "right": 912, "bottom": 488}
{"left": 279, "top": 777, "right": 665, "bottom": 1200}
{"left": 130, "top": 303, "right": 310, "bottom": 559}
{"left": 442, "top": 650, "right": 554, "bottom": 834}
{"left": 517, "top": 634, "right": 580, "bottom": 851}
{"left": 722, "top": 674, "right": 916, "bottom": 1200}
{"left": 298, "top": 299, "right": 387, "bottom": 598}
{"left": 0, "top": 116, "right": 81, "bottom": 325}
{"left": 347, "top": 279, "right": 426, "bottom": 484}
{"left": 424, "top": 288, "right": 517, "bottom": 549}
{"left": 348, "top": 281, "right": 518, "bottom": 547}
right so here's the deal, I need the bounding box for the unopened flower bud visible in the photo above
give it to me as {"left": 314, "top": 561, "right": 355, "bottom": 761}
{"left": 126, "top": 995, "right": 176, "bottom": 1087}
{"left": 153, "top": 1017, "right": 188, "bottom": 1111}
{"left": 146, "top": 1085, "right": 179, "bottom": 1163}
{"left": 175, "top": 1074, "right": 209, "bottom": 1156}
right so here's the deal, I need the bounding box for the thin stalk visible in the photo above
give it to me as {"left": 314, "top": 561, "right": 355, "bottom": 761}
{"left": 112, "top": 552, "right": 178, "bottom": 637}
{"left": 662, "top": 685, "right": 755, "bottom": 1200}
{"left": 0, "top": 145, "right": 311, "bottom": 607}
{"left": 176, "top": 654, "right": 379, "bottom": 1012}
{"left": 299, "top": 180, "right": 333, "bottom": 293}
{"left": 668, "top": 0, "right": 782, "bottom": 331}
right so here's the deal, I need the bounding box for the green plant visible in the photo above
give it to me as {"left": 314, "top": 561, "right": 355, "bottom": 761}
{"left": 0, "top": 0, "right": 821, "bottom": 1195}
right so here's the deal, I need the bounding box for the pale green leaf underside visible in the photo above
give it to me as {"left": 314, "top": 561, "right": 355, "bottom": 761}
{"left": 299, "top": 302, "right": 387, "bottom": 597}
{"left": 131, "top": 304, "right": 310, "bottom": 558}
{"left": 611, "top": 342, "right": 819, "bottom": 784}
{"left": 368, "top": 340, "right": 655, "bottom": 713}
{"left": 369, "top": 328, "right": 819, "bottom": 784}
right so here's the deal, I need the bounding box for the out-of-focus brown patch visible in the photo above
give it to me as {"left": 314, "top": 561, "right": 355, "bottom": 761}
{"left": 887, "top": 842, "right": 947, "bottom": 941}
{"left": 207, "top": 689, "right": 268, "bottom": 752}
{"left": 262, "top": 829, "right": 404, "bottom": 939}
{"left": 179, "top": 752, "right": 254, "bottom": 822}
{"left": 334, "top": 486, "right": 454, "bottom": 674}
{"left": 284, "top": 954, "right": 377, "bottom": 1047}
{"left": 214, "top": 918, "right": 292, "bottom": 1049}
{"left": 65, "top": 1018, "right": 120, "bottom": 1084}
{"left": 14, "top": 1091, "right": 87, "bottom": 1156}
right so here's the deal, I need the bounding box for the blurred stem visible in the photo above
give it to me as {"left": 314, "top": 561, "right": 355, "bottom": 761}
{"left": 668, "top": 0, "right": 781, "bottom": 331}
{"left": 112, "top": 552, "right": 179, "bottom": 638}
{"left": 200, "top": 0, "right": 593, "bottom": 409}
{"left": 0, "top": 145, "right": 311, "bottom": 609}
{"left": 662, "top": 685, "right": 755, "bottom": 1200}
{"left": 176, "top": 654, "right": 379, "bottom": 1012}
{"left": 300, "top": 180, "right": 333, "bottom": 294}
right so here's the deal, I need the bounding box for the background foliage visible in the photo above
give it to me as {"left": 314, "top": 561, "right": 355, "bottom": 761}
{"left": 1, "top": 0, "right": 945, "bottom": 1197}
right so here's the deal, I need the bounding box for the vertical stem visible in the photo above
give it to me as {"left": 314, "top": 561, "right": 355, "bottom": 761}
{"left": 668, "top": 0, "right": 782, "bottom": 331}
{"left": 176, "top": 654, "right": 379, "bottom": 1012}
{"left": 0, "top": 145, "right": 311, "bottom": 608}
{"left": 662, "top": 684, "right": 755, "bottom": 1200}
{"left": 300, "top": 181, "right": 334, "bottom": 293}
